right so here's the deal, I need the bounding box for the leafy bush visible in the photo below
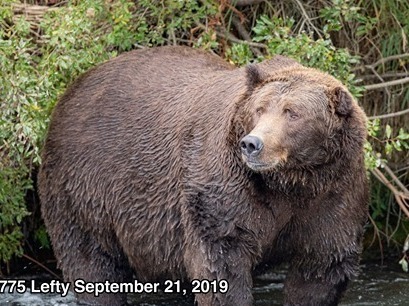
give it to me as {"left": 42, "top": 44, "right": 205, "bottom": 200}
{"left": 1, "top": 0, "right": 121, "bottom": 264}
{"left": 0, "top": 0, "right": 220, "bottom": 266}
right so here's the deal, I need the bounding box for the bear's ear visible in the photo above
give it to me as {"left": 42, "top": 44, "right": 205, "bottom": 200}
{"left": 246, "top": 64, "right": 268, "bottom": 92}
{"left": 246, "top": 56, "right": 301, "bottom": 92}
{"left": 330, "top": 87, "right": 353, "bottom": 117}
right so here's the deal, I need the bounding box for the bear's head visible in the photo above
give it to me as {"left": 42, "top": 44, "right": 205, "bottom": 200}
{"left": 239, "top": 57, "right": 367, "bottom": 175}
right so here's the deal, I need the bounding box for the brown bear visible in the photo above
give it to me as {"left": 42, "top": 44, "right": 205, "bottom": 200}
{"left": 38, "top": 46, "right": 368, "bottom": 306}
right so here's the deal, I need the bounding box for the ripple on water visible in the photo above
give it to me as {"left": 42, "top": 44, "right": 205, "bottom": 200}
{"left": 1, "top": 263, "right": 408, "bottom": 306}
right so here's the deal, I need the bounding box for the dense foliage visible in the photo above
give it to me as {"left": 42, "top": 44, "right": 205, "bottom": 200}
{"left": 0, "top": 0, "right": 408, "bottom": 270}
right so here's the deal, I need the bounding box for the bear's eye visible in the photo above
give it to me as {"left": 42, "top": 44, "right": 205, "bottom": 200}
{"left": 256, "top": 107, "right": 264, "bottom": 116}
{"left": 284, "top": 108, "right": 300, "bottom": 121}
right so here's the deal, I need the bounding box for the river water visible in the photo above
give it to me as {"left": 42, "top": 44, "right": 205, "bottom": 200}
{"left": 1, "top": 262, "right": 408, "bottom": 306}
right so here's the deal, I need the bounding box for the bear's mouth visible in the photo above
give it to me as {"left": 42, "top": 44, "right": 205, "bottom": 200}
{"left": 242, "top": 156, "right": 281, "bottom": 172}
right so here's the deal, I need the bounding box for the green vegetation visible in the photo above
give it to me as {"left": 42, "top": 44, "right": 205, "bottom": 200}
{"left": 0, "top": 0, "right": 408, "bottom": 270}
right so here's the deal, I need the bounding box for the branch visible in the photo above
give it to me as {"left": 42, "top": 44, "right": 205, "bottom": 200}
{"left": 232, "top": 16, "right": 263, "bottom": 57}
{"left": 368, "top": 214, "right": 384, "bottom": 261}
{"left": 231, "top": 0, "right": 265, "bottom": 6}
{"left": 196, "top": 22, "right": 268, "bottom": 50}
{"left": 22, "top": 254, "right": 62, "bottom": 280}
{"left": 369, "top": 53, "right": 409, "bottom": 69}
{"left": 364, "top": 76, "right": 409, "bottom": 90}
{"left": 293, "top": 0, "right": 323, "bottom": 38}
{"left": 354, "top": 53, "right": 409, "bottom": 72}
{"left": 219, "top": 29, "right": 268, "bottom": 49}
{"left": 383, "top": 163, "right": 409, "bottom": 193}
{"left": 358, "top": 72, "right": 409, "bottom": 81}
{"left": 12, "top": 3, "right": 58, "bottom": 23}
{"left": 371, "top": 167, "right": 409, "bottom": 219}
{"left": 368, "top": 108, "right": 409, "bottom": 120}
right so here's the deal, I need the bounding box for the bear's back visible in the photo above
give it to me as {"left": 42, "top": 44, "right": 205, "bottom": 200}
{"left": 38, "top": 46, "right": 245, "bottom": 236}
{"left": 41, "top": 47, "right": 240, "bottom": 173}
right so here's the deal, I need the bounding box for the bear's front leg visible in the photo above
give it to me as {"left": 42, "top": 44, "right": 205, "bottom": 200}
{"left": 184, "top": 241, "right": 254, "bottom": 306}
{"left": 283, "top": 253, "right": 360, "bottom": 306}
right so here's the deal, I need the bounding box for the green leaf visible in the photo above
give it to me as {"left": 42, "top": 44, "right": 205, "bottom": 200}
{"left": 392, "top": 140, "right": 402, "bottom": 151}
{"left": 385, "top": 142, "right": 393, "bottom": 155}
{"left": 399, "top": 257, "right": 408, "bottom": 273}
{"left": 398, "top": 128, "right": 409, "bottom": 140}
{"left": 385, "top": 124, "right": 392, "bottom": 139}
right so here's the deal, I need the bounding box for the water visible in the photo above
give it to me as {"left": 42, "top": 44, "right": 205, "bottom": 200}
{"left": 1, "top": 263, "right": 408, "bottom": 306}
{"left": 252, "top": 263, "right": 409, "bottom": 306}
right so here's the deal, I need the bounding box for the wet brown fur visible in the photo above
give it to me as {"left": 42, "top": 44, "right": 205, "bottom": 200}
{"left": 38, "top": 46, "right": 368, "bottom": 306}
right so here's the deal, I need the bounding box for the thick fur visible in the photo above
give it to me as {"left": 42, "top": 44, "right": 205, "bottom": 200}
{"left": 38, "top": 46, "right": 368, "bottom": 306}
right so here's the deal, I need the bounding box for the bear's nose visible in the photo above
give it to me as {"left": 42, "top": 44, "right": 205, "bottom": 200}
{"left": 240, "top": 135, "right": 263, "bottom": 156}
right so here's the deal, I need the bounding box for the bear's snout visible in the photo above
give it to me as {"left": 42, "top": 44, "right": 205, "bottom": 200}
{"left": 240, "top": 135, "right": 263, "bottom": 157}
